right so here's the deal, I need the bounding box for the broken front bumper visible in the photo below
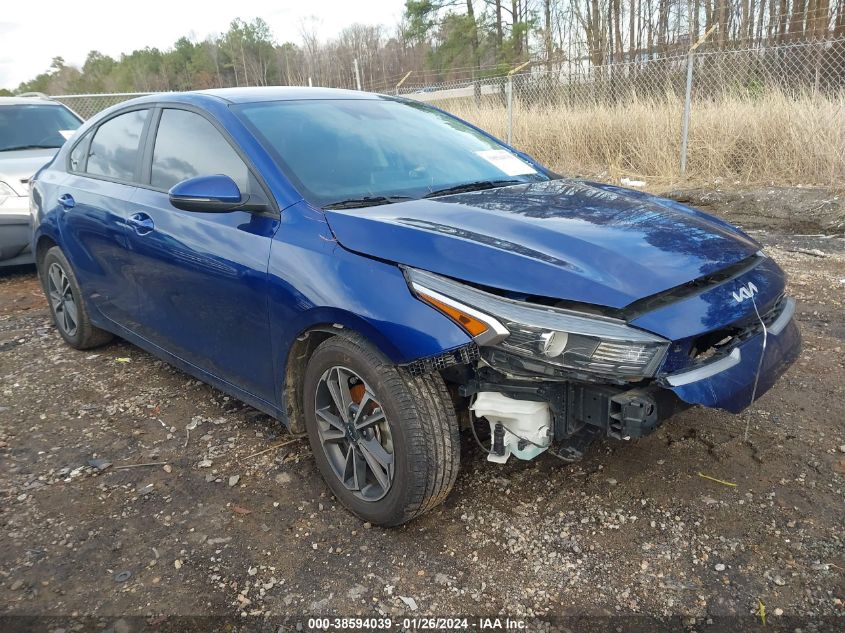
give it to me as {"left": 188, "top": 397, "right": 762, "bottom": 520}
{"left": 462, "top": 373, "right": 689, "bottom": 462}
{"left": 661, "top": 298, "right": 801, "bottom": 413}
{"left": 459, "top": 297, "right": 800, "bottom": 462}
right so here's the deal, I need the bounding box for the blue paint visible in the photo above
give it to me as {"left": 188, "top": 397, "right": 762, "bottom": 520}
{"left": 323, "top": 179, "right": 760, "bottom": 309}
{"left": 169, "top": 174, "right": 242, "bottom": 207}
{"left": 631, "top": 255, "right": 785, "bottom": 340}
{"left": 666, "top": 318, "right": 801, "bottom": 413}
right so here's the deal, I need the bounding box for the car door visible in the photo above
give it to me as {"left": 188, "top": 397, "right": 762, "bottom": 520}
{"left": 59, "top": 108, "right": 150, "bottom": 327}
{"left": 124, "top": 106, "right": 279, "bottom": 403}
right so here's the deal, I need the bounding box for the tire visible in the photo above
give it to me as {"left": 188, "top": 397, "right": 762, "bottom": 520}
{"left": 39, "top": 246, "right": 113, "bottom": 350}
{"left": 302, "top": 333, "right": 460, "bottom": 526}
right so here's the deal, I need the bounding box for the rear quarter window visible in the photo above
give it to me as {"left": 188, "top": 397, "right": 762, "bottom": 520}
{"left": 69, "top": 130, "right": 92, "bottom": 172}
{"left": 86, "top": 109, "right": 149, "bottom": 182}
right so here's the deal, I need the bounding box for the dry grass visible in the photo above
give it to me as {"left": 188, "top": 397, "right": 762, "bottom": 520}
{"left": 445, "top": 91, "right": 845, "bottom": 189}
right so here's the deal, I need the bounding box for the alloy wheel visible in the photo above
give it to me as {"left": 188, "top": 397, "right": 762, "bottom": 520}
{"left": 313, "top": 366, "right": 395, "bottom": 501}
{"left": 47, "top": 262, "right": 78, "bottom": 337}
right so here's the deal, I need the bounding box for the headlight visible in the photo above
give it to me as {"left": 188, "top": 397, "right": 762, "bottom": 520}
{"left": 0, "top": 181, "right": 17, "bottom": 205}
{"left": 404, "top": 267, "right": 669, "bottom": 378}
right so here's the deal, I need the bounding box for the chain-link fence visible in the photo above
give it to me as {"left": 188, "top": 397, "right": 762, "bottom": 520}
{"left": 403, "top": 38, "right": 845, "bottom": 105}
{"left": 399, "top": 37, "right": 845, "bottom": 183}
{"left": 51, "top": 37, "right": 845, "bottom": 185}
{"left": 55, "top": 92, "right": 153, "bottom": 119}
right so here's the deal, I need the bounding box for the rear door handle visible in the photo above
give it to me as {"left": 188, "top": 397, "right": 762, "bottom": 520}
{"left": 127, "top": 212, "right": 155, "bottom": 235}
{"left": 58, "top": 194, "right": 75, "bottom": 209}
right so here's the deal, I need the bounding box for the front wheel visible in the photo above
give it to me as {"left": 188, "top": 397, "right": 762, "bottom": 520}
{"left": 302, "top": 334, "right": 460, "bottom": 526}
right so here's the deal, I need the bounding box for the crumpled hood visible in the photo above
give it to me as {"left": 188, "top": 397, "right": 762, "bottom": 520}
{"left": 323, "top": 179, "right": 760, "bottom": 309}
{"left": 0, "top": 149, "right": 58, "bottom": 195}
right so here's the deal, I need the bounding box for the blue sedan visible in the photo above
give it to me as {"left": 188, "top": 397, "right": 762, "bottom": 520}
{"left": 30, "top": 88, "right": 800, "bottom": 525}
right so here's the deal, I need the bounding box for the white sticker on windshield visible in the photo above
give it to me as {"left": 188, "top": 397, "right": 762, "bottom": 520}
{"left": 59, "top": 130, "right": 75, "bottom": 140}
{"left": 475, "top": 149, "right": 537, "bottom": 176}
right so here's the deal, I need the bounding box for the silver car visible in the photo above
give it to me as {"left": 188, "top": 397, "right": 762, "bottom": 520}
{"left": 1, "top": 94, "right": 82, "bottom": 266}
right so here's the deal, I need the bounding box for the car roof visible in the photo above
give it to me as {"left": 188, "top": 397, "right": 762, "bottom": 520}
{"left": 155, "top": 86, "right": 384, "bottom": 105}
{"left": 0, "top": 96, "right": 67, "bottom": 106}
{"left": 198, "top": 87, "right": 382, "bottom": 103}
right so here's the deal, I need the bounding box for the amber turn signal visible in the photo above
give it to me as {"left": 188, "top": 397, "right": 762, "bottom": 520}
{"left": 417, "top": 291, "right": 490, "bottom": 337}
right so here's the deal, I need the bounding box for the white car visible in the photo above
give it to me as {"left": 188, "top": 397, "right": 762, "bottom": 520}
{"left": 1, "top": 94, "right": 82, "bottom": 266}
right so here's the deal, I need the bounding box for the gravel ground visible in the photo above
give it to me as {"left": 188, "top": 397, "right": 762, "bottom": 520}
{"left": 1, "top": 229, "right": 843, "bottom": 630}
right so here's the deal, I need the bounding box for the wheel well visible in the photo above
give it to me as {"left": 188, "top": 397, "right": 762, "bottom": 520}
{"left": 35, "top": 236, "right": 58, "bottom": 268}
{"left": 283, "top": 327, "right": 337, "bottom": 434}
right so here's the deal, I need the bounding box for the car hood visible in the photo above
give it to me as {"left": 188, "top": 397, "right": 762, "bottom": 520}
{"left": 323, "top": 179, "right": 761, "bottom": 310}
{"left": 0, "top": 149, "right": 58, "bottom": 195}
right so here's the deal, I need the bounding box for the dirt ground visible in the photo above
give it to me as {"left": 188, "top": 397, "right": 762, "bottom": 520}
{"left": 665, "top": 187, "right": 844, "bottom": 236}
{"left": 1, "top": 210, "right": 844, "bottom": 630}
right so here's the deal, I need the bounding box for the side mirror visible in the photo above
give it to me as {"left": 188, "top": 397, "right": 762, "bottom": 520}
{"left": 168, "top": 175, "right": 268, "bottom": 213}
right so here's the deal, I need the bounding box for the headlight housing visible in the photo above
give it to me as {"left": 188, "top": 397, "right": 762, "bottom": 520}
{"left": 0, "top": 181, "right": 18, "bottom": 205}
{"left": 404, "top": 267, "right": 669, "bottom": 379}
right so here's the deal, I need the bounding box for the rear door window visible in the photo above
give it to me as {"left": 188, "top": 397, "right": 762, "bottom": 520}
{"left": 86, "top": 109, "right": 149, "bottom": 181}
{"left": 150, "top": 109, "right": 250, "bottom": 192}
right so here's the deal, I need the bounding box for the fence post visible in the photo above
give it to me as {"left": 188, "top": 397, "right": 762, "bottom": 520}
{"left": 506, "top": 75, "right": 514, "bottom": 145}
{"left": 506, "top": 60, "right": 531, "bottom": 147}
{"left": 813, "top": 40, "right": 823, "bottom": 97}
{"left": 395, "top": 70, "right": 413, "bottom": 96}
{"left": 679, "top": 51, "right": 694, "bottom": 178}
{"left": 353, "top": 58, "right": 362, "bottom": 91}
{"left": 679, "top": 25, "right": 717, "bottom": 178}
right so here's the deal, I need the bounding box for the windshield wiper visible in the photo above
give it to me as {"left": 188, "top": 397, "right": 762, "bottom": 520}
{"left": 423, "top": 179, "right": 521, "bottom": 198}
{"left": 323, "top": 196, "right": 413, "bottom": 210}
{"left": 0, "top": 144, "right": 63, "bottom": 152}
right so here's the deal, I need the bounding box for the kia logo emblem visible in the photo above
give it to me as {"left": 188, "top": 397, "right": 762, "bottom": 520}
{"left": 732, "top": 281, "right": 759, "bottom": 303}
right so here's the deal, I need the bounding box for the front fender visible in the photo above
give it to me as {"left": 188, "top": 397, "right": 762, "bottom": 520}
{"left": 268, "top": 201, "right": 472, "bottom": 408}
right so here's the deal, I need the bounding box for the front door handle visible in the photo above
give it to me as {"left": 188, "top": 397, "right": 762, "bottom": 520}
{"left": 58, "top": 193, "right": 75, "bottom": 209}
{"left": 127, "top": 212, "right": 155, "bottom": 235}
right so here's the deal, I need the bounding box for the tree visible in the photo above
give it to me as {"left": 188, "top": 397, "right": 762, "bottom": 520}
{"left": 9, "top": 3, "right": 841, "bottom": 95}
{"left": 16, "top": 56, "right": 81, "bottom": 95}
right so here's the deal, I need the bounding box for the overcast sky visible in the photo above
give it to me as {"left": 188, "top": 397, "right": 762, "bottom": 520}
{"left": 0, "top": 0, "right": 404, "bottom": 90}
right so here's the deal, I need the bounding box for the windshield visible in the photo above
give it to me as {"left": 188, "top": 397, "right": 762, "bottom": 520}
{"left": 0, "top": 104, "right": 81, "bottom": 152}
{"left": 234, "top": 98, "right": 549, "bottom": 208}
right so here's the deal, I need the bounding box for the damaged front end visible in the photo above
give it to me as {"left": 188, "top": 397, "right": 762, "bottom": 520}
{"left": 458, "top": 367, "right": 685, "bottom": 463}
{"left": 402, "top": 258, "right": 801, "bottom": 464}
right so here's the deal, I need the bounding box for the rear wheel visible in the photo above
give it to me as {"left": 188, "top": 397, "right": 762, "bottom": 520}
{"left": 40, "top": 246, "right": 113, "bottom": 349}
{"left": 302, "top": 333, "right": 460, "bottom": 526}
